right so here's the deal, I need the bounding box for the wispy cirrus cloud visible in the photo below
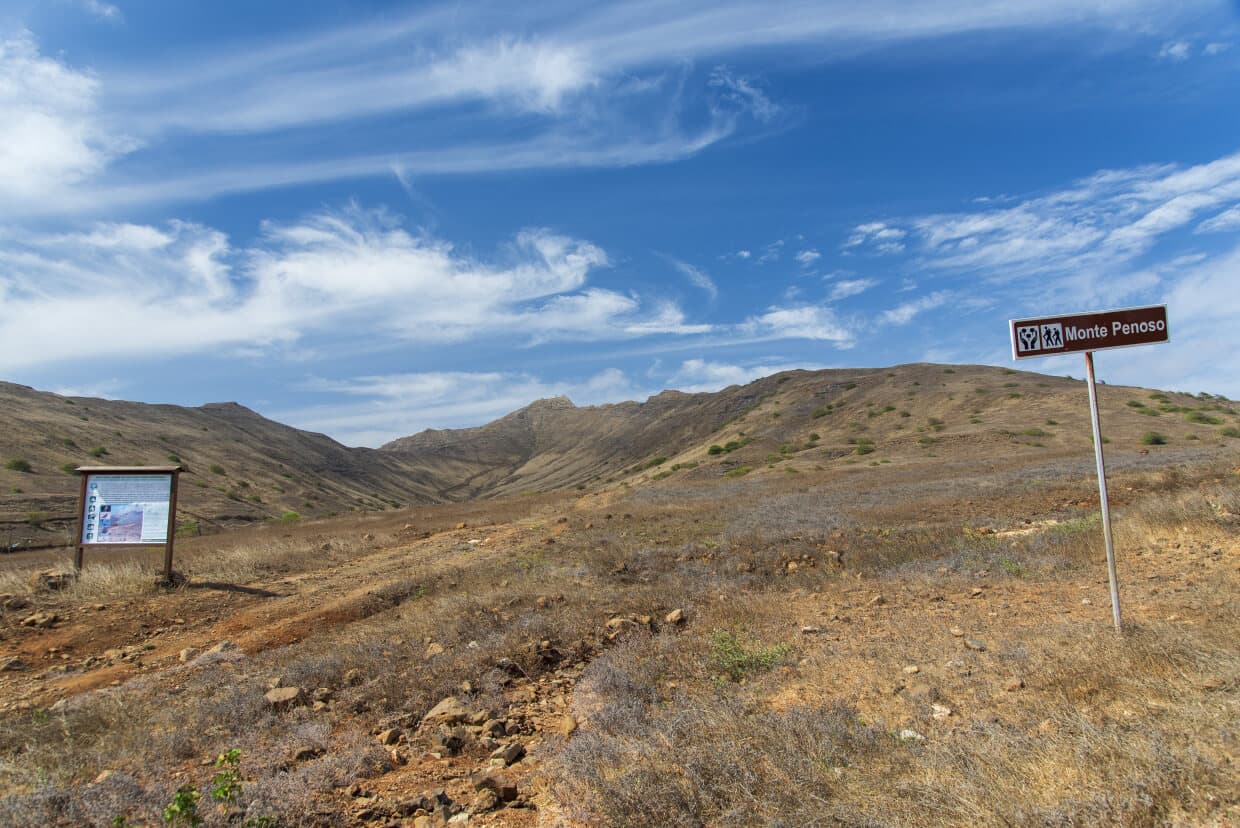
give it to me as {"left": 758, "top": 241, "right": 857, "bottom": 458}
{"left": 664, "top": 256, "right": 719, "bottom": 300}
{"left": 5, "top": 0, "right": 1214, "bottom": 214}
{"left": 828, "top": 278, "right": 879, "bottom": 301}
{"left": 741, "top": 304, "right": 855, "bottom": 345}
{"left": 0, "top": 204, "right": 706, "bottom": 372}
{"left": 844, "top": 221, "right": 906, "bottom": 254}
{"left": 881, "top": 291, "right": 949, "bottom": 325}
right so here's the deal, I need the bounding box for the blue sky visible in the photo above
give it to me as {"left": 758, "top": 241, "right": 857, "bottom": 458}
{"left": 2, "top": 0, "right": 1239, "bottom": 446}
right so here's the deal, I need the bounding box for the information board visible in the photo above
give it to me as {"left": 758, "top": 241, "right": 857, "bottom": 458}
{"left": 80, "top": 473, "right": 173, "bottom": 544}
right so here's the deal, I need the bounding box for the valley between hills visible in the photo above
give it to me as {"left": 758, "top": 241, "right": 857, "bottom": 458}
{"left": 0, "top": 363, "right": 1237, "bottom": 825}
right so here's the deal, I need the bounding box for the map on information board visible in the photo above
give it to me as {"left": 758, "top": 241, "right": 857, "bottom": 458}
{"left": 81, "top": 474, "right": 172, "bottom": 544}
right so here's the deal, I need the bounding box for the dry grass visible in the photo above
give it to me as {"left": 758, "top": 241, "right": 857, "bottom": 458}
{"left": 0, "top": 460, "right": 1235, "bottom": 823}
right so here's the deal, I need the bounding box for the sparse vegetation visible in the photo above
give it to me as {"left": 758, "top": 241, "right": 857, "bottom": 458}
{"left": 1140, "top": 431, "right": 1167, "bottom": 445}
{"left": 4, "top": 458, "right": 32, "bottom": 472}
{"left": 89, "top": 446, "right": 108, "bottom": 458}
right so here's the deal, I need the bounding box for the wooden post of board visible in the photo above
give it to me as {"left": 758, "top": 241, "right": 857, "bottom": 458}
{"left": 73, "top": 470, "right": 88, "bottom": 572}
{"left": 1084, "top": 351, "right": 1122, "bottom": 632}
{"left": 163, "top": 469, "right": 180, "bottom": 584}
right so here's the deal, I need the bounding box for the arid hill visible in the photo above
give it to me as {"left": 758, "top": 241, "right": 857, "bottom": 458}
{"left": 3, "top": 364, "right": 1236, "bottom": 550}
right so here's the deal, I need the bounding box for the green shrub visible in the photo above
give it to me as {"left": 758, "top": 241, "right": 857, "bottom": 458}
{"left": 62, "top": 438, "right": 77, "bottom": 448}
{"left": 210, "top": 464, "right": 226, "bottom": 475}
{"left": 167, "top": 454, "right": 181, "bottom": 463}
{"left": 812, "top": 407, "right": 829, "bottom": 419}
{"left": 1022, "top": 428, "right": 1049, "bottom": 437}
{"left": 1185, "top": 411, "right": 1222, "bottom": 425}
{"left": 722, "top": 466, "right": 752, "bottom": 478}
{"left": 854, "top": 439, "right": 875, "bottom": 456}
{"left": 709, "top": 630, "right": 790, "bottom": 682}
{"left": 89, "top": 446, "right": 108, "bottom": 458}
{"left": 943, "top": 368, "right": 956, "bottom": 374}
{"left": 722, "top": 440, "right": 742, "bottom": 452}
{"left": 278, "top": 511, "right": 300, "bottom": 523}
{"left": 1126, "top": 400, "right": 1145, "bottom": 408}
{"left": 707, "top": 444, "right": 724, "bottom": 455}
{"left": 1140, "top": 432, "right": 1167, "bottom": 446}
{"left": 5, "top": 458, "right": 32, "bottom": 472}
{"left": 26, "top": 511, "right": 49, "bottom": 528}
{"left": 1221, "top": 426, "right": 1240, "bottom": 438}
{"left": 61, "top": 463, "right": 78, "bottom": 475}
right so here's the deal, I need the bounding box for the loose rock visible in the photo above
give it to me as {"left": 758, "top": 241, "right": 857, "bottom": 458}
{"left": 665, "top": 608, "right": 685, "bottom": 625}
{"left": 264, "top": 686, "right": 304, "bottom": 709}
{"left": 423, "top": 696, "right": 471, "bottom": 727}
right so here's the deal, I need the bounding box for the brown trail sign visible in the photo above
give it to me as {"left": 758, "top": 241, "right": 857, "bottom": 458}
{"left": 1009, "top": 304, "right": 1170, "bottom": 633}
{"left": 74, "top": 465, "right": 182, "bottom": 584}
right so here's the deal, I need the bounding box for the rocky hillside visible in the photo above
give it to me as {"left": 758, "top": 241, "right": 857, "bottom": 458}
{"left": 4, "top": 364, "right": 1236, "bottom": 550}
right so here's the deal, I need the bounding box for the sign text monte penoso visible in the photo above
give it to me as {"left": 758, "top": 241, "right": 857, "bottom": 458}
{"left": 1009, "top": 304, "right": 1168, "bottom": 360}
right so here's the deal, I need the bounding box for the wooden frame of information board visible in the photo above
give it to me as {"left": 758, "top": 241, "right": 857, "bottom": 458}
{"left": 74, "top": 466, "right": 182, "bottom": 584}
{"left": 1009, "top": 304, "right": 1170, "bottom": 632}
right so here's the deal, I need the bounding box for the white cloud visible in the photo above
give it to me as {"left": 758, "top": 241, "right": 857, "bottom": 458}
{"left": 708, "top": 66, "right": 779, "bottom": 123}
{"left": 741, "top": 304, "right": 855, "bottom": 345}
{"left": 894, "top": 149, "right": 1240, "bottom": 283}
{"left": 0, "top": 32, "right": 135, "bottom": 202}
{"left": 844, "top": 221, "right": 906, "bottom": 254}
{"left": 1158, "top": 40, "right": 1191, "bottom": 61}
{"left": 1196, "top": 204, "right": 1240, "bottom": 234}
{"left": 828, "top": 278, "right": 878, "bottom": 301}
{"left": 736, "top": 249, "right": 751, "bottom": 259}
{"left": 0, "top": 205, "right": 707, "bottom": 372}
{"left": 881, "top": 291, "right": 949, "bottom": 325}
{"left": 1204, "top": 42, "right": 1231, "bottom": 56}
{"left": 665, "top": 257, "right": 719, "bottom": 300}
{"left": 667, "top": 358, "right": 823, "bottom": 393}
{"left": 795, "top": 249, "right": 821, "bottom": 266}
{"left": 82, "top": 0, "right": 121, "bottom": 20}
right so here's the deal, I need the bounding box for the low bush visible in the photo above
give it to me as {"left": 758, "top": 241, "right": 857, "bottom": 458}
{"left": 4, "top": 458, "right": 31, "bottom": 472}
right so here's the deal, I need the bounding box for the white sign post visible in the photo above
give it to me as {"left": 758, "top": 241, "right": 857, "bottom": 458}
{"left": 1010, "top": 304, "right": 1170, "bottom": 633}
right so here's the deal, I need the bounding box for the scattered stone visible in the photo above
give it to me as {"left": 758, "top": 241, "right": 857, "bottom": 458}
{"left": 388, "top": 747, "right": 408, "bottom": 766}
{"left": 964, "top": 639, "right": 987, "bottom": 652}
{"left": 1004, "top": 678, "right": 1025, "bottom": 692}
{"left": 868, "top": 594, "right": 886, "bottom": 606}
{"left": 902, "top": 665, "right": 920, "bottom": 675}
{"left": 786, "top": 561, "right": 799, "bottom": 572}
{"left": 491, "top": 742, "right": 525, "bottom": 766}
{"left": 293, "top": 745, "right": 324, "bottom": 762}
{"left": 455, "top": 522, "right": 467, "bottom": 530}
{"left": 800, "top": 625, "right": 822, "bottom": 635}
{"left": 970, "top": 587, "right": 984, "bottom": 598}
{"left": 343, "top": 668, "right": 363, "bottom": 686}
{"left": 206, "top": 641, "right": 236, "bottom": 655}
{"left": 3, "top": 595, "right": 31, "bottom": 611}
{"left": 949, "top": 627, "right": 965, "bottom": 637}
{"left": 312, "top": 687, "right": 333, "bottom": 703}
{"left": 899, "top": 729, "right": 926, "bottom": 742}
{"left": 471, "top": 771, "right": 518, "bottom": 802}
{"left": 20, "top": 611, "right": 58, "bottom": 629}
{"left": 554, "top": 714, "right": 578, "bottom": 736}
{"left": 425, "top": 642, "right": 445, "bottom": 660}
{"left": 931, "top": 703, "right": 952, "bottom": 720}
{"left": 379, "top": 728, "right": 403, "bottom": 746}
{"left": 1081, "top": 598, "right": 1092, "bottom": 606}
{"left": 362, "top": 533, "right": 375, "bottom": 541}
{"left": 437, "top": 725, "right": 468, "bottom": 755}
{"left": 665, "top": 608, "right": 685, "bottom": 625}
{"left": 0, "top": 657, "right": 28, "bottom": 672}
{"left": 423, "top": 696, "right": 471, "bottom": 726}
{"left": 30, "top": 570, "right": 75, "bottom": 592}
{"left": 178, "top": 647, "right": 199, "bottom": 663}
{"left": 534, "top": 596, "right": 551, "bottom": 609}
{"left": 264, "top": 686, "right": 304, "bottom": 709}
{"left": 93, "top": 770, "right": 115, "bottom": 785}
{"left": 472, "top": 788, "right": 501, "bottom": 813}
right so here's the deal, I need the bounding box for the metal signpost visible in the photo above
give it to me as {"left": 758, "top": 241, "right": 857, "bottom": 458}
{"left": 74, "top": 465, "right": 182, "bottom": 583}
{"left": 1009, "top": 304, "right": 1169, "bottom": 632}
